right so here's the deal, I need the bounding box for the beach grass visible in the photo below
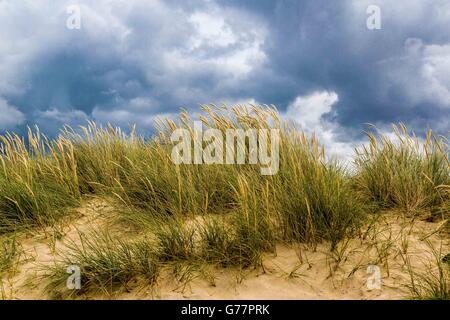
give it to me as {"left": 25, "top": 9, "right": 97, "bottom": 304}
{"left": 0, "top": 104, "right": 448, "bottom": 297}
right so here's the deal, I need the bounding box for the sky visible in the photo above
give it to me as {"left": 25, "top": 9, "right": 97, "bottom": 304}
{"left": 0, "top": 0, "right": 449, "bottom": 158}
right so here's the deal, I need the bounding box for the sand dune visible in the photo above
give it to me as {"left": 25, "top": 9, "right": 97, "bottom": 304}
{"left": 1, "top": 199, "right": 447, "bottom": 300}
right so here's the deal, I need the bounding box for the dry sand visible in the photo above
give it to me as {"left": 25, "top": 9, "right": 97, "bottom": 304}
{"left": 1, "top": 199, "right": 448, "bottom": 300}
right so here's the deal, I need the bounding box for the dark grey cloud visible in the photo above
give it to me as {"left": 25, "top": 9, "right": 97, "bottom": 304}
{"left": 0, "top": 0, "right": 448, "bottom": 151}
{"left": 223, "top": 0, "right": 450, "bottom": 136}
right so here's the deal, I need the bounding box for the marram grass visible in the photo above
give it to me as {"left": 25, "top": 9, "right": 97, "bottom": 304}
{"left": 0, "top": 104, "right": 448, "bottom": 295}
{"left": 354, "top": 124, "right": 449, "bottom": 215}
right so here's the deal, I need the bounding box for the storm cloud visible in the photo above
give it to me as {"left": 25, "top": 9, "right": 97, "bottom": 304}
{"left": 0, "top": 0, "right": 449, "bottom": 157}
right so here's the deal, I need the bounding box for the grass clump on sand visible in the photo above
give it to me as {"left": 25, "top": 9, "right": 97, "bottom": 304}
{"left": 113, "top": 105, "right": 367, "bottom": 262}
{"left": 273, "top": 130, "right": 368, "bottom": 249}
{"left": 61, "top": 122, "right": 135, "bottom": 195}
{"left": 354, "top": 124, "right": 449, "bottom": 215}
{"left": 154, "top": 217, "right": 196, "bottom": 262}
{"left": 46, "top": 231, "right": 159, "bottom": 295}
{"left": 405, "top": 243, "right": 450, "bottom": 300}
{"left": 198, "top": 176, "right": 276, "bottom": 268}
{"left": 0, "top": 129, "right": 80, "bottom": 233}
{"left": 199, "top": 216, "right": 267, "bottom": 268}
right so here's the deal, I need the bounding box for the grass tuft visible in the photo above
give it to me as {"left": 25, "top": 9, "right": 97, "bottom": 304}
{"left": 46, "top": 231, "right": 159, "bottom": 295}
{"left": 354, "top": 124, "right": 449, "bottom": 215}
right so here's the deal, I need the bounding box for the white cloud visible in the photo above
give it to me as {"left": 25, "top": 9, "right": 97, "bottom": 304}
{"left": 285, "top": 91, "right": 358, "bottom": 162}
{"left": 188, "top": 12, "right": 237, "bottom": 49}
{"left": 0, "top": 98, "right": 25, "bottom": 129}
{"left": 388, "top": 38, "right": 450, "bottom": 109}
{"left": 286, "top": 91, "right": 338, "bottom": 129}
{"left": 417, "top": 41, "right": 450, "bottom": 107}
{"left": 38, "top": 108, "right": 88, "bottom": 124}
{"left": 163, "top": 7, "right": 267, "bottom": 79}
{"left": 376, "top": 38, "right": 450, "bottom": 131}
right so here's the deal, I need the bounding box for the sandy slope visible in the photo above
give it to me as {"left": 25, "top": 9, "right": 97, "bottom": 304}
{"left": 1, "top": 199, "right": 448, "bottom": 300}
